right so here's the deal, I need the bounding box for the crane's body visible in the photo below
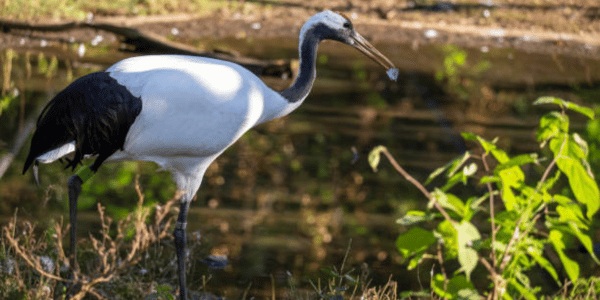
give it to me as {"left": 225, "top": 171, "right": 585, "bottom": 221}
{"left": 27, "top": 55, "right": 301, "bottom": 201}
{"left": 22, "top": 10, "right": 397, "bottom": 299}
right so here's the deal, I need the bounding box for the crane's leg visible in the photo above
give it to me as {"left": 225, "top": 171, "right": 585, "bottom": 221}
{"left": 174, "top": 199, "right": 191, "bottom": 299}
{"left": 66, "top": 166, "right": 95, "bottom": 297}
{"left": 67, "top": 174, "right": 82, "bottom": 272}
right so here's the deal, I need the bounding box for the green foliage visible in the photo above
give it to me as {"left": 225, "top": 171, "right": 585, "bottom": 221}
{"left": 146, "top": 284, "right": 176, "bottom": 300}
{"left": 370, "top": 97, "right": 600, "bottom": 299}
{"left": 435, "top": 45, "right": 490, "bottom": 101}
{"left": 0, "top": 94, "right": 16, "bottom": 117}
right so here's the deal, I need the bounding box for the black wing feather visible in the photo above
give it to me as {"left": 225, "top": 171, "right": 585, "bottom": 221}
{"left": 23, "top": 71, "right": 142, "bottom": 174}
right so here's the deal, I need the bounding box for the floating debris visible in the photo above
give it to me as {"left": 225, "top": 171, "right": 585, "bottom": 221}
{"left": 251, "top": 22, "right": 262, "bottom": 30}
{"left": 91, "top": 34, "right": 103, "bottom": 46}
{"left": 85, "top": 12, "right": 94, "bottom": 23}
{"left": 487, "top": 29, "right": 505, "bottom": 38}
{"left": 424, "top": 29, "right": 438, "bottom": 39}
{"left": 77, "top": 43, "right": 86, "bottom": 58}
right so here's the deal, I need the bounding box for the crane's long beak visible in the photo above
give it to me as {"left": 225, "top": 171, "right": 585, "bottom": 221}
{"left": 351, "top": 32, "right": 398, "bottom": 81}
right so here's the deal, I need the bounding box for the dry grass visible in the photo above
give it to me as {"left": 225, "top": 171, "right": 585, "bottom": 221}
{"left": 0, "top": 176, "right": 179, "bottom": 299}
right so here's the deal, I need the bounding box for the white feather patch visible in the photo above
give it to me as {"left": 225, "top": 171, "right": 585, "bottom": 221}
{"left": 36, "top": 141, "right": 75, "bottom": 163}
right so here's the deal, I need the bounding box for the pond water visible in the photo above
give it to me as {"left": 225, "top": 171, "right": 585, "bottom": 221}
{"left": 0, "top": 32, "right": 599, "bottom": 297}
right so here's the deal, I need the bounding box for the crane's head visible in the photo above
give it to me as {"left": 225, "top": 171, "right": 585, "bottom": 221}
{"left": 301, "top": 10, "right": 398, "bottom": 81}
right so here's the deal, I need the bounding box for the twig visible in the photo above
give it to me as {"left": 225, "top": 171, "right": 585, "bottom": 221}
{"left": 2, "top": 223, "right": 67, "bottom": 282}
{"left": 479, "top": 256, "right": 502, "bottom": 298}
{"left": 437, "top": 242, "right": 449, "bottom": 293}
{"left": 379, "top": 147, "right": 455, "bottom": 224}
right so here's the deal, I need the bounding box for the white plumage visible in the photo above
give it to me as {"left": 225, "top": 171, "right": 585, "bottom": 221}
{"left": 107, "top": 55, "right": 292, "bottom": 200}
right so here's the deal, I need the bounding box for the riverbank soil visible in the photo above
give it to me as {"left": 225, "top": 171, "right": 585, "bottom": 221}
{"left": 1, "top": 0, "right": 599, "bottom": 58}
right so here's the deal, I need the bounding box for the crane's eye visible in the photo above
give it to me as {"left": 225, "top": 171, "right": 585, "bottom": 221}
{"left": 343, "top": 22, "right": 351, "bottom": 29}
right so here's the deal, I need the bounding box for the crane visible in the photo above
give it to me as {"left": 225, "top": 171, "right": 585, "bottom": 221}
{"left": 22, "top": 10, "right": 398, "bottom": 299}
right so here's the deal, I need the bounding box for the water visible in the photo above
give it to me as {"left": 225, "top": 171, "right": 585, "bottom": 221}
{"left": 1, "top": 33, "right": 599, "bottom": 297}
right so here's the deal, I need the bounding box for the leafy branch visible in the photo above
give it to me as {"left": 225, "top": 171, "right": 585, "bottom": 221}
{"left": 369, "top": 97, "right": 600, "bottom": 299}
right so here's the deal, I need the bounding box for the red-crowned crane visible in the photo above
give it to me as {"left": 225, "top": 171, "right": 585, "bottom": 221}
{"left": 22, "top": 10, "right": 398, "bottom": 299}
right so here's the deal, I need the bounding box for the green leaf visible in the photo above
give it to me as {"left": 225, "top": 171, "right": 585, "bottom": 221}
{"left": 441, "top": 172, "right": 468, "bottom": 191}
{"left": 534, "top": 96, "right": 595, "bottom": 119}
{"left": 437, "top": 220, "right": 458, "bottom": 259}
{"left": 537, "top": 112, "right": 568, "bottom": 143}
{"left": 426, "top": 164, "right": 449, "bottom": 185}
{"left": 396, "top": 210, "right": 435, "bottom": 226}
{"left": 508, "top": 278, "right": 538, "bottom": 300}
{"left": 553, "top": 155, "right": 600, "bottom": 219}
{"left": 395, "top": 227, "right": 436, "bottom": 258}
{"left": 462, "top": 133, "right": 505, "bottom": 160}
{"left": 479, "top": 175, "right": 499, "bottom": 184}
{"left": 438, "top": 162, "right": 477, "bottom": 192}
{"left": 549, "top": 230, "right": 580, "bottom": 282}
{"left": 407, "top": 251, "right": 427, "bottom": 270}
{"left": 550, "top": 216, "right": 599, "bottom": 264}
{"left": 495, "top": 153, "right": 538, "bottom": 172}
{"left": 526, "top": 243, "right": 560, "bottom": 285}
{"left": 431, "top": 274, "right": 476, "bottom": 299}
{"left": 432, "top": 189, "right": 466, "bottom": 217}
{"left": 567, "top": 223, "right": 599, "bottom": 264}
{"left": 497, "top": 166, "right": 524, "bottom": 211}
{"left": 368, "top": 146, "right": 386, "bottom": 172}
{"left": 556, "top": 203, "right": 587, "bottom": 229}
{"left": 0, "top": 94, "right": 16, "bottom": 117}
{"left": 463, "top": 194, "right": 490, "bottom": 221}
{"left": 425, "top": 151, "right": 471, "bottom": 185}
{"left": 457, "top": 289, "right": 483, "bottom": 300}
{"left": 455, "top": 221, "right": 481, "bottom": 279}
{"left": 448, "top": 152, "right": 472, "bottom": 177}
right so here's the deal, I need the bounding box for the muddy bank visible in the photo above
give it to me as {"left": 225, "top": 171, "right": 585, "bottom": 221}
{"left": 1, "top": 1, "right": 599, "bottom": 60}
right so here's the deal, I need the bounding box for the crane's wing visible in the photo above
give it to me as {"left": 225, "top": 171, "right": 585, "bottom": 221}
{"left": 23, "top": 72, "right": 142, "bottom": 175}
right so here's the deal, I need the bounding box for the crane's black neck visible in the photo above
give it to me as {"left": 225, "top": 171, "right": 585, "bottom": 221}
{"left": 280, "top": 31, "right": 320, "bottom": 103}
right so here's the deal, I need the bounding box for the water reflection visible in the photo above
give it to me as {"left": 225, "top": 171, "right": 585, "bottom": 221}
{"left": 0, "top": 33, "right": 599, "bottom": 296}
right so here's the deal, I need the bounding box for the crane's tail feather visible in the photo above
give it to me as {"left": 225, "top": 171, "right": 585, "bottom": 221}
{"left": 33, "top": 162, "right": 40, "bottom": 186}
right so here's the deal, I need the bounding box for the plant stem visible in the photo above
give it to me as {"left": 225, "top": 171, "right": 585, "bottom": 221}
{"left": 481, "top": 153, "right": 498, "bottom": 270}
{"left": 481, "top": 153, "right": 500, "bottom": 300}
{"left": 379, "top": 148, "right": 455, "bottom": 224}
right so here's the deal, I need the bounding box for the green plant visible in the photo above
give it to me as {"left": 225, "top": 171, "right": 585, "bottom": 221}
{"left": 309, "top": 240, "right": 362, "bottom": 299}
{"left": 369, "top": 97, "right": 599, "bottom": 299}
{"left": 435, "top": 45, "right": 490, "bottom": 101}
